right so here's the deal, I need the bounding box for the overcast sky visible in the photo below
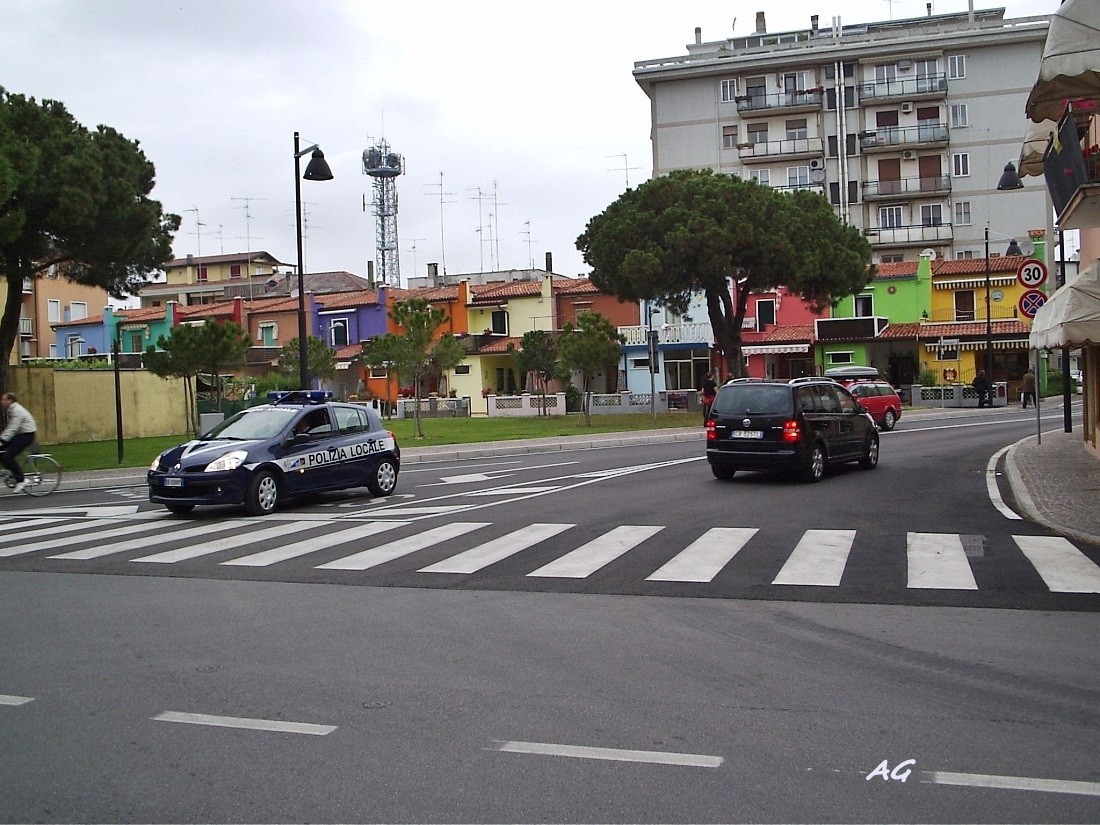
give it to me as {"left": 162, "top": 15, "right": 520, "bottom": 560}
{"left": 3, "top": 0, "right": 1058, "bottom": 290}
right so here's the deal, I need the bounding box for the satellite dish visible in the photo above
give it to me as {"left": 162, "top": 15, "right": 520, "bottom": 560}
{"left": 810, "top": 169, "right": 826, "bottom": 183}
{"left": 919, "top": 248, "right": 937, "bottom": 260}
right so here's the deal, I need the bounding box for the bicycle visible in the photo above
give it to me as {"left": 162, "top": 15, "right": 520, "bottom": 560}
{"left": 1, "top": 444, "right": 62, "bottom": 496}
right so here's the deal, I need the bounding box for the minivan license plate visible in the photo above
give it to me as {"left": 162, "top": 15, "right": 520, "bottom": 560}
{"left": 731, "top": 430, "right": 764, "bottom": 439}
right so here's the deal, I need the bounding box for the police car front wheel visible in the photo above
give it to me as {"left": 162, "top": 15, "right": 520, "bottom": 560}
{"left": 246, "top": 469, "right": 280, "bottom": 515}
{"left": 367, "top": 459, "right": 398, "bottom": 497}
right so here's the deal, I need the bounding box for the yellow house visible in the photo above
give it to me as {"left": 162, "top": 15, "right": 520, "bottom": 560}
{"left": 2, "top": 265, "right": 112, "bottom": 362}
{"left": 139, "top": 251, "right": 291, "bottom": 307}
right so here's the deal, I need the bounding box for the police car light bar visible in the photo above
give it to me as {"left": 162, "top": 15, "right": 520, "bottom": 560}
{"left": 268, "top": 390, "right": 333, "bottom": 405}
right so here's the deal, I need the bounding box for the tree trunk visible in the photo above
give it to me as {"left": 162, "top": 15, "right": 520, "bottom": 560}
{"left": 706, "top": 283, "right": 751, "bottom": 379}
{"left": 0, "top": 261, "right": 29, "bottom": 396}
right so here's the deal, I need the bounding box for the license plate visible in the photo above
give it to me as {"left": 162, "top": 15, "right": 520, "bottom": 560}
{"left": 730, "top": 430, "right": 764, "bottom": 439}
{"left": 164, "top": 478, "right": 184, "bottom": 488}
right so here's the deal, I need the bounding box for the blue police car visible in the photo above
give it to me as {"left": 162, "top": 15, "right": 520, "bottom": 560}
{"left": 148, "top": 391, "right": 400, "bottom": 515}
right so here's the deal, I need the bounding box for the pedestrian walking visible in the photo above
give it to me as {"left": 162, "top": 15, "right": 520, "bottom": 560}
{"left": 972, "top": 370, "right": 992, "bottom": 408}
{"left": 1021, "top": 368, "right": 1036, "bottom": 409}
{"left": 700, "top": 372, "right": 717, "bottom": 423}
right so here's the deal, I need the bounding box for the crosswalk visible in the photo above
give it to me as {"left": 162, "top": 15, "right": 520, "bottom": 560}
{"left": 1, "top": 513, "right": 1099, "bottom": 596}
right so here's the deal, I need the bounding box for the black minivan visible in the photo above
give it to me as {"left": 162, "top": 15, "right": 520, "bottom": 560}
{"left": 705, "top": 378, "right": 879, "bottom": 482}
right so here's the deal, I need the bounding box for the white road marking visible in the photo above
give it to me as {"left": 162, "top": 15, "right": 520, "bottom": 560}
{"left": 153, "top": 710, "right": 335, "bottom": 736}
{"left": 491, "top": 739, "right": 723, "bottom": 768}
{"left": 132, "top": 520, "right": 323, "bottom": 563}
{"left": 419, "top": 523, "right": 574, "bottom": 574}
{"left": 48, "top": 521, "right": 245, "bottom": 560}
{"left": 907, "top": 532, "right": 978, "bottom": 590}
{"left": 646, "top": 527, "right": 757, "bottom": 583}
{"left": 1013, "top": 535, "right": 1100, "bottom": 593}
{"left": 222, "top": 521, "right": 409, "bottom": 567}
{"left": 528, "top": 525, "right": 663, "bottom": 578}
{"left": 921, "top": 770, "right": 1100, "bottom": 797}
{"left": 987, "top": 445, "right": 1022, "bottom": 520}
{"left": 466, "top": 486, "right": 561, "bottom": 496}
{"left": 0, "top": 694, "right": 34, "bottom": 706}
{"left": 11, "top": 519, "right": 197, "bottom": 558}
{"left": 0, "top": 505, "right": 141, "bottom": 518}
{"left": 772, "top": 530, "right": 856, "bottom": 587}
{"left": 316, "top": 522, "right": 490, "bottom": 570}
{"left": 0, "top": 519, "right": 122, "bottom": 551}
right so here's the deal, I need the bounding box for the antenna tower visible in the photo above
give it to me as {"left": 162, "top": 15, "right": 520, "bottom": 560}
{"left": 362, "top": 138, "right": 404, "bottom": 286}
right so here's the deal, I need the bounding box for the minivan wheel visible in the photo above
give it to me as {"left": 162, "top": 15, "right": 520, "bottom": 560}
{"left": 859, "top": 433, "right": 880, "bottom": 469}
{"left": 711, "top": 464, "right": 736, "bottom": 481}
{"left": 801, "top": 443, "right": 826, "bottom": 483}
{"left": 881, "top": 409, "right": 897, "bottom": 431}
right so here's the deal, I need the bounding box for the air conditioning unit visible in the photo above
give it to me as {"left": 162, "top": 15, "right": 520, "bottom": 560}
{"left": 809, "top": 158, "right": 825, "bottom": 170}
{"left": 902, "top": 149, "right": 917, "bottom": 160}
{"left": 898, "top": 59, "right": 913, "bottom": 71}
{"left": 901, "top": 101, "right": 913, "bottom": 114}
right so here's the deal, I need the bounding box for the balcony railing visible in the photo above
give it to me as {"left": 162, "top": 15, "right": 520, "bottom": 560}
{"left": 857, "top": 74, "right": 948, "bottom": 102}
{"left": 734, "top": 89, "right": 824, "bottom": 114}
{"left": 864, "top": 223, "right": 953, "bottom": 247}
{"left": 738, "top": 136, "right": 824, "bottom": 164}
{"left": 859, "top": 124, "right": 948, "bottom": 153}
{"left": 620, "top": 322, "right": 714, "bottom": 346}
{"left": 862, "top": 175, "right": 951, "bottom": 199}
{"left": 246, "top": 346, "right": 282, "bottom": 365}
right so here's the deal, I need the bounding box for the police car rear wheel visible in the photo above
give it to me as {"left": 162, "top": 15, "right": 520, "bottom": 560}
{"left": 367, "top": 459, "right": 398, "bottom": 497}
{"left": 245, "top": 469, "right": 280, "bottom": 515}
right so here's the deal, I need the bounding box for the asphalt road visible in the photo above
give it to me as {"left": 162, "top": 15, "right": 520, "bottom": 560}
{"left": 1, "top": 409, "right": 1098, "bottom": 822}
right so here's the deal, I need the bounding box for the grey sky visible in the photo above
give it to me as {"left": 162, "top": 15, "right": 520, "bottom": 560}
{"left": 2, "top": 0, "right": 1057, "bottom": 287}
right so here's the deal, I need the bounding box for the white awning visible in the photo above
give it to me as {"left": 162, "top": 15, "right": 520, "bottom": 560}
{"left": 1025, "top": 0, "right": 1100, "bottom": 123}
{"left": 923, "top": 339, "right": 1030, "bottom": 352}
{"left": 741, "top": 343, "right": 810, "bottom": 355}
{"left": 934, "top": 275, "right": 1017, "bottom": 289}
{"left": 1030, "top": 260, "right": 1100, "bottom": 348}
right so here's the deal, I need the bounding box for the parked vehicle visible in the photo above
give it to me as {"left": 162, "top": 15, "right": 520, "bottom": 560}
{"left": 705, "top": 378, "right": 879, "bottom": 483}
{"left": 844, "top": 381, "right": 903, "bottom": 431}
{"left": 148, "top": 391, "right": 400, "bottom": 515}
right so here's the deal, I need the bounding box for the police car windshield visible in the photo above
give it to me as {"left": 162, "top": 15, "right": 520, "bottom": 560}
{"left": 203, "top": 406, "right": 298, "bottom": 440}
{"left": 713, "top": 385, "right": 793, "bottom": 416}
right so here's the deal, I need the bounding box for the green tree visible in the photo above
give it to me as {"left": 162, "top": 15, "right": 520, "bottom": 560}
{"left": 144, "top": 324, "right": 203, "bottom": 436}
{"left": 511, "top": 330, "right": 560, "bottom": 416}
{"left": 0, "top": 88, "right": 179, "bottom": 393}
{"left": 576, "top": 169, "right": 873, "bottom": 378}
{"left": 558, "top": 311, "right": 623, "bottom": 426}
{"left": 195, "top": 320, "right": 250, "bottom": 407}
{"left": 361, "top": 297, "right": 456, "bottom": 438}
{"left": 359, "top": 333, "right": 406, "bottom": 419}
{"left": 278, "top": 337, "right": 336, "bottom": 387}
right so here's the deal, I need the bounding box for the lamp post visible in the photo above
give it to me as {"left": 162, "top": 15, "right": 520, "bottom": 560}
{"left": 293, "top": 131, "right": 334, "bottom": 389}
{"left": 984, "top": 227, "right": 993, "bottom": 386}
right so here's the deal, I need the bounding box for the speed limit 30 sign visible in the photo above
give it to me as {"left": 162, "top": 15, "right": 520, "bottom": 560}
{"left": 1017, "top": 259, "right": 1048, "bottom": 289}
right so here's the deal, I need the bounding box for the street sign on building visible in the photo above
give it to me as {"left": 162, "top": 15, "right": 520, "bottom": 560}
{"left": 1017, "top": 259, "right": 1048, "bottom": 289}
{"left": 1018, "top": 289, "right": 1047, "bottom": 319}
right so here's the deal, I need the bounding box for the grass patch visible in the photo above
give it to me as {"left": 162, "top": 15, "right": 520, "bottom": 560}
{"left": 43, "top": 413, "right": 699, "bottom": 472}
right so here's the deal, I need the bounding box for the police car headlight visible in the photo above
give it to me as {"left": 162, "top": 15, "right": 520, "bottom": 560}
{"left": 149, "top": 453, "right": 164, "bottom": 471}
{"left": 205, "top": 450, "right": 248, "bottom": 472}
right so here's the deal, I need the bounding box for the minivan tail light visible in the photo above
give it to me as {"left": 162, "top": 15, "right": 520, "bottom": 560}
{"left": 706, "top": 420, "right": 718, "bottom": 441}
{"left": 782, "top": 420, "right": 801, "bottom": 443}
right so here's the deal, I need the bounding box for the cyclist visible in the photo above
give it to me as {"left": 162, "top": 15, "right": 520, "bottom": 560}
{"left": 0, "top": 392, "right": 37, "bottom": 494}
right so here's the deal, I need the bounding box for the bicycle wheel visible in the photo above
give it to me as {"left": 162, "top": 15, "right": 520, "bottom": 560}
{"left": 22, "top": 454, "right": 62, "bottom": 496}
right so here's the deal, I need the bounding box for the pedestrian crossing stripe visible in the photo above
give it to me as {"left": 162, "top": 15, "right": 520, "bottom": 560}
{"left": 2, "top": 516, "right": 1098, "bottom": 594}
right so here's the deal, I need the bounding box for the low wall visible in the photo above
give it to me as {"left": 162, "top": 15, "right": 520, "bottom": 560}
{"left": 485, "top": 391, "right": 701, "bottom": 417}
{"left": 396, "top": 396, "right": 472, "bottom": 419}
{"left": 486, "top": 393, "right": 566, "bottom": 417}
{"left": 910, "top": 381, "right": 1008, "bottom": 408}
{"left": 10, "top": 366, "right": 189, "bottom": 444}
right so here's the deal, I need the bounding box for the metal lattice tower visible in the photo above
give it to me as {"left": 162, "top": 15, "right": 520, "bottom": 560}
{"left": 362, "top": 138, "right": 404, "bottom": 286}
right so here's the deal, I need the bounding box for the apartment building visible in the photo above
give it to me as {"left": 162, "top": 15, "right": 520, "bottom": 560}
{"left": 633, "top": 5, "right": 1051, "bottom": 264}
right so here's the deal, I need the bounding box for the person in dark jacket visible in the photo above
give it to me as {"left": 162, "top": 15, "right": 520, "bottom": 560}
{"left": 972, "top": 370, "right": 992, "bottom": 408}
{"left": 1021, "top": 368, "right": 1037, "bottom": 408}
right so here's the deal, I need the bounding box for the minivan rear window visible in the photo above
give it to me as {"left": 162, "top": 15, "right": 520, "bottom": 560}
{"left": 713, "top": 385, "right": 794, "bottom": 416}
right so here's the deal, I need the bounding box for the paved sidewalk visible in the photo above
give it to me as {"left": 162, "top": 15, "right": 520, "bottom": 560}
{"left": 37, "top": 406, "right": 1100, "bottom": 546}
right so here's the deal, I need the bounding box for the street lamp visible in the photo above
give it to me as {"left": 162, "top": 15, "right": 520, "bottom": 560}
{"left": 293, "top": 131, "right": 333, "bottom": 389}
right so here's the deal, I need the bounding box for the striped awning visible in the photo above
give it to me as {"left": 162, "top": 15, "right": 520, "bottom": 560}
{"left": 923, "top": 338, "right": 1030, "bottom": 352}
{"left": 933, "top": 275, "right": 1017, "bottom": 290}
{"left": 741, "top": 343, "right": 810, "bottom": 355}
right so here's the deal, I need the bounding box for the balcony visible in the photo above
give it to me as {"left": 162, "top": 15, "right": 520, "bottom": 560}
{"left": 19, "top": 317, "right": 33, "bottom": 337}
{"left": 865, "top": 223, "right": 953, "bottom": 248}
{"left": 772, "top": 182, "right": 827, "bottom": 196}
{"left": 734, "top": 89, "right": 824, "bottom": 115}
{"left": 857, "top": 74, "right": 948, "bottom": 103}
{"left": 815, "top": 316, "right": 890, "bottom": 341}
{"left": 246, "top": 346, "right": 282, "bottom": 365}
{"left": 862, "top": 174, "right": 951, "bottom": 200}
{"left": 859, "top": 124, "right": 948, "bottom": 153}
{"left": 738, "top": 136, "right": 825, "bottom": 164}
{"left": 620, "top": 322, "right": 714, "bottom": 346}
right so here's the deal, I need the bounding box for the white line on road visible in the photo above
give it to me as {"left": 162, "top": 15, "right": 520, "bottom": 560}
{"left": 528, "top": 525, "right": 663, "bottom": 578}
{"left": 1013, "top": 535, "right": 1100, "bottom": 593}
{"left": 921, "top": 770, "right": 1100, "bottom": 797}
{"left": 152, "top": 710, "right": 336, "bottom": 736}
{"left": 491, "top": 739, "right": 723, "bottom": 768}
{"left": 316, "top": 522, "right": 490, "bottom": 570}
{"left": 419, "top": 522, "right": 574, "bottom": 574}
{"left": 646, "top": 527, "right": 757, "bottom": 583}
{"left": 907, "top": 532, "right": 978, "bottom": 590}
{"left": 0, "top": 694, "right": 34, "bottom": 706}
{"left": 986, "top": 445, "right": 1022, "bottom": 520}
{"left": 772, "top": 529, "right": 856, "bottom": 587}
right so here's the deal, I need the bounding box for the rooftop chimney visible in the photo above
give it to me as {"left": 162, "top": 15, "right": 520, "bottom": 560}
{"left": 694, "top": 26, "right": 701, "bottom": 44}
{"left": 811, "top": 14, "right": 819, "bottom": 33}
{"left": 755, "top": 11, "right": 766, "bottom": 33}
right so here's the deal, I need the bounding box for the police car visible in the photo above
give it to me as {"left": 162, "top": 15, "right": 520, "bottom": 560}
{"left": 148, "top": 391, "right": 400, "bottom": 515}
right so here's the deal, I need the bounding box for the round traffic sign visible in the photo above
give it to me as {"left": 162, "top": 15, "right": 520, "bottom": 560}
{"left": 1017, "top": 259, "right": 1048, "bottom": 288}
{"left": 1018, "top": 289, "right": 1047, "bottom": 318}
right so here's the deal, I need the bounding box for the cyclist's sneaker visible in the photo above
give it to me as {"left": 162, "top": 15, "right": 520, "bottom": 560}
{"left": 12, "top": 479, "right": 27, "bottom": 493}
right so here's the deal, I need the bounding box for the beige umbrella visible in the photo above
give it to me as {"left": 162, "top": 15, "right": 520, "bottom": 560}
{"left": 1025, "top": 0, "right": 1100, "bottom": 124}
